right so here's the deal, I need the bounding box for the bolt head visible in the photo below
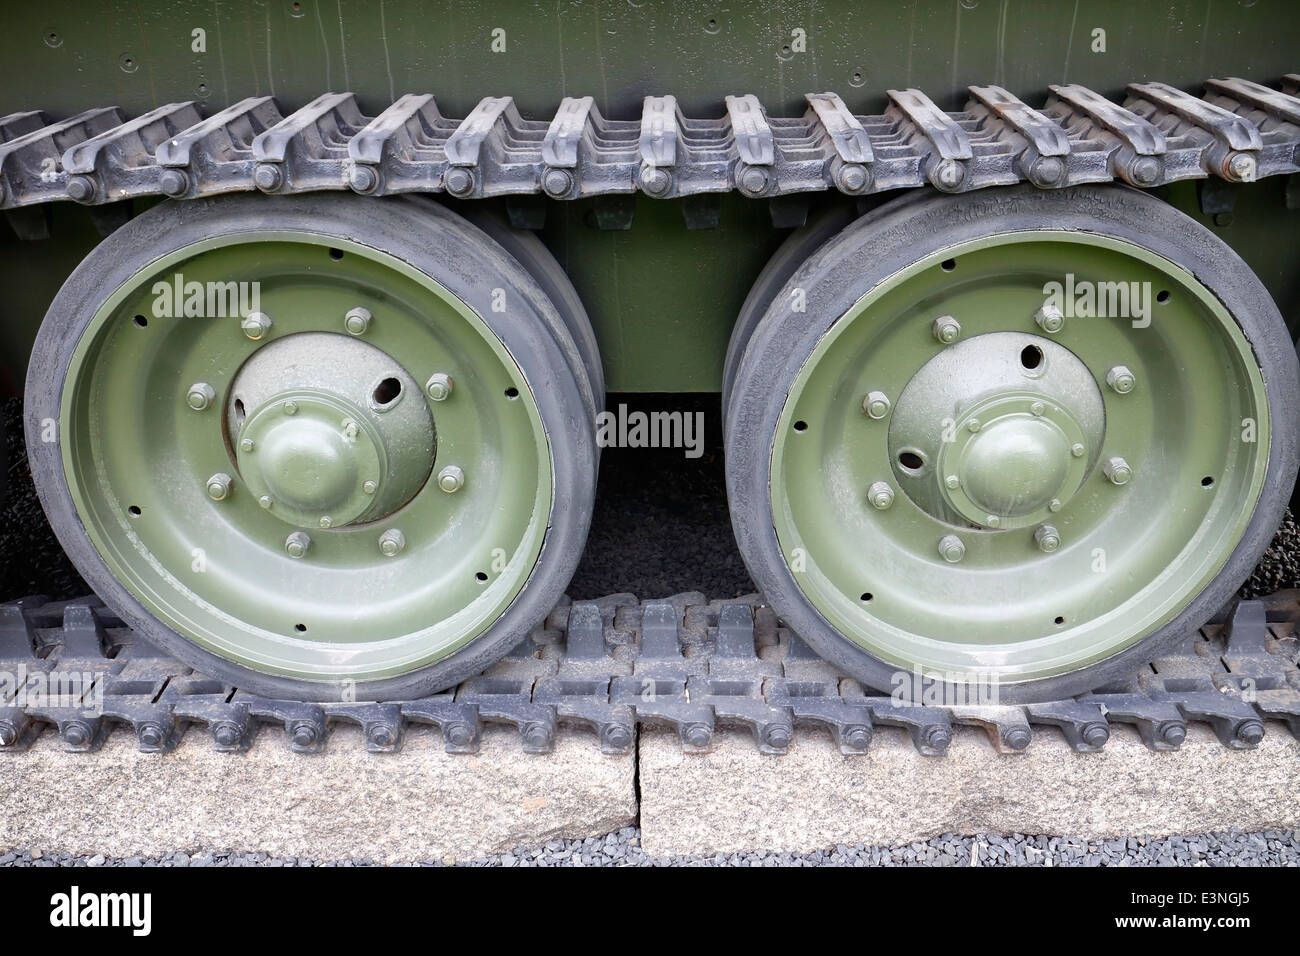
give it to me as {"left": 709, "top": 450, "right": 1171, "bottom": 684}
{"left": 445, "top": 722, "right": 474, "bottom": 748}
{"left": 1130, "top": 156, "right": 1160, "bottom": 185}
{"left": 186, "top": 382, "right": 216, "bottom": 411}
{"left": 66, "top": 174, "right": 96, "bottom": 203}
{"left": 344, "top": 306, "right": 372, "bottom": 336}
{"left": 159, "top": 168, "right": 190, "bottom": 197}
{"left": 213, "top": 723, "right": 241, "bottom": 747}
{"left": 683, "top": 724, "right": 711, "bottom": 748}
{"left": 1159, "top": 721, "right": 1186, "bottom": 747}
{"left": 425, "top": 372, "right": 454, "bottom": 401}
{"left": 258, "top": 495, "right": 273, "bottom": 509}
{"left": 1030, "top": 401, "right": 1045, "bottom": 416}
{"left": 444, "top": 166, "right": 474, "bottom": 195}
{"left": 938, "top": 534, "right": 965, "bottom": 563}
{"left": 1034, "top": 303, "right": 1065, "bottom": 333}
{"left": 1034, "top": 524, "right": 1061, "bottom": 553}
{"left": 1081, "top": 723, "right": 1110, "bottom": 748}
{"left": 542, "top": 167, "right": 574, "bottom": 196}
{"left": 438, "top": 465, "right": 465, "bottom": 493}
{"left": 319, "top": 516, "right": 333, "bottom": 529}
{"left": 1002, "top": 726, "right": 1031, "bottom": 750}
{"left": 1070, "top": 443, "right": 1085, "bottom": 458}
{"left": 241, "top": 311, "right": 272, "bottom": 340}
{"left": 368, "top": 725, "right": 395, "bottom": 747}
{"left": 139, "top": 724, "right": 164, "bottom": 747}
{"left": 1029, "top": 155, "right": 1065, "bottom": 186}
{"left": 985, "top": 514, "right": 1001, "bottom": 528}
{"left": 285, "top": 531, "right": 311, "bottom": 558}
{"left": 1048, "top": 497, "right": 1063, "bottom": 512}
{"left": 1106, "top": 365, "right": 1136, "bottom": 395}
{"left": 966, "top": 418, "right": 981, "bottom": 433}
{"left": 923, "top": 725, "right": 952, "bottom": 752}
{"left": 63, "top": 723, "right": 89, "bottom": 746}
{"left": 292, "top": 723, "right": 318, "bottom": 747}
{"left": 379, "top": 528, "right": 406, "bottom": 557}
{"left": 843, "top": 726, "right": 870, "bottom": 750}
{"left": 240, "top": 437, "right": 255, "bottom": 452}
{"left": 347, "top": 164, "right": 379, "bottom": 193}
{"left": 944, "top": 474, "right": 960, "bottom": 490}
{"left": 362, "top": 480, "right": 378, "bottom": 495}
{"left": 1226, "top": 152, "right": 1257, "bottom": 182}
{"left": 738, "top": 164, "right": 770, "bottom": 195}
{"left": 932, "top": 315, "right": 961, "bottom": 344}
{"left": 604, "top": 725, "right": 632, "bottom": 750}
{"left": 862, "top": 390, "right": 891, "bottom": 420}
{"left": 931, "top": 157, "right": 965, "bottom": 190}
{"left": 206, "top": 472, "right": 232, "bottom": 501}
{"left": 640, "top": 164, "right": 671, "bottom": 196}
{"left": 282, "top": 400, "right": 298, "bottom": 415}
{"left": 837, "top": 163, "right": 869, "bottom": 193}
{"left": 766, "top": 726, "right": 792, "bottom": 749}
{"left": 868, "top": 481, "right": 895, "bottom": 510}
{"left": 1236, "top": 719, "right": 1265, "bottom": 746}
{"left": 0, "top": 721, "right": 17, "bottom": 747}
{"left": 1102, "top": 456, "right": 1133, "bottom": 486}
{"left": 253, "top": 162, "right": 283, "bottom": 192}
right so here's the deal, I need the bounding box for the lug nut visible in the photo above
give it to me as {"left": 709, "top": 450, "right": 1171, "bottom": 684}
{"left": 362, "top": 480, "right": 378, "bottom": 495}
{"left": 944, "top": 474, "right": 960, "bottom": 490}
{"left": 186, "top": 382, "right": 216, "bottom": 411}
{"left": 1034, "top": 524, "right": 1061, "bottom": 553}
{"left": 1070, "top": 443, "right": 1085, "bottom": 458}
{"left": 1102, "top": 456, "right": 1133, "bottom": 486}
{"left": 932, "top": 315, "right": 961, "bottom": 344}
{"left": 868, "top": 481, "right": 895, "bottom": 510}
{"left": 205, "top": 473, "right": 232, "bottom": 501}
{"left": 1106, "top": 365, "right": 1136, "bottom": 394}
{"left": 258, "top": 495, "right": 273, "bottom": 509}
{"left": 283, "top": 400, "right": 298, "bottom": 415}
{"left": 966, "top": 418, "right": 981, "bottom": 433}
{"left": 344, "top": 306, "right": 372, "bottom": 336}
{"left": 1034, "top": 302, "right": 1065, "bottom": 333}
{"left": 938, "top": 534, "right": 966, "bottom": 563}
{"left": 285, "top": 531, "right": 311, "bottom": 558}
{"left": 241, "top": 311, "right": 272, "bottom": 340}
{"left": 425, "top": 372, "right": 453, "bottom": 401}
{"left": 378, "top": 528, "right": 406, "bottom": 557}
{"left": 986, "top": 515, "right": 1001, "bottom": 528}
{"left": 319, "top": 516, "right": 333, "bottom": 529}
{"left": 240, "top": 437, "right": 255, "bottom": 452}
{"left": 862, "top": 390, "right": 891, "bottom": 419}
{"left": 437, "top": 465, "right": 465, "bottom": 493}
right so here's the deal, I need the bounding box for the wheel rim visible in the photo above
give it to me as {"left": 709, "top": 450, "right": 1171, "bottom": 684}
{"left": 771, "top": 231, "right": 1270, "bottom": 682}
{"left": 61, "top": 230, "right": 552, "bottom": 683}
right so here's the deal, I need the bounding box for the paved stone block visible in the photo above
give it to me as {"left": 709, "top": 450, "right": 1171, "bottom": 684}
{"left": 0, "top": 724, "right": 635, "bottom": 863}
{"left": 638, "top": 722, "right": 1300, "bottom": 858}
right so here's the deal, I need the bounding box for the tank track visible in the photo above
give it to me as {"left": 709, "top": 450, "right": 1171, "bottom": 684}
{"left": 2, "top": 75, "right": 1300, "bottom": 237}
{"left": 1, "top": 590, "right": 1297, "bottom": 757}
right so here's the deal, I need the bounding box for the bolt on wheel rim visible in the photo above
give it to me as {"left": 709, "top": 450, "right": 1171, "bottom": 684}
{"left": 770, "top": 231, "right": 1270, "bottom": 682}
{"left": 60, "top": 231, "right": 552, "bottom": 683}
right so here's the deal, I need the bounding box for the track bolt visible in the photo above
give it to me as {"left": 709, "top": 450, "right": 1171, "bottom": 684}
{"left": 285, "top": 531, "right": 311, "bottom": 558}
{"left": 63, "top": 722, "right": 90, "bottom": 747}
{"left": 159, "top": 168, "right": 190, "bottom": 197}
{"left": 930, "top": 157, "right": 966, "bottom": 191}
{"left": 737, "top": 163, "right": 771, "bottom": 196}
{"left": 205, "top": 472, "right": 232, "bottom": 501}
{"left": 1070, "top": 443, "right": 1085, "bottom": 458}
{"left": 240, "top": 437, "right": 255, "bottom": 453}
{"left": 1034, "top": 302, "right": 1065, "bottom": 333}
{"left": 283, "top": 400, "right": 299, "bottom": 415}
{"left": 425, "top": 372, "right": 454, "bottom": 401}
{"left": 938, "top": 534, "right": 966, "bottom": 563}
{"left": 1102, "top": 456, "right": 1133, "bottom": 486}
{"left": 1081, "top": 722, "right": 1110, "bottom": 748}
{"left": 65, "top": 174, "right": 96, "bottom": 203}
{"left": 603, "top": 724, "right": 632, "bottom": 751}
{"left": 368, "top": 725, "right": 396, "bottom": 748}
{"left": 378, "top": 528, "right": 406, "bottom": 557}
{"left": 922, "top": 724, "right": 952, "bottom": 752}
{"left": 1030, "top": 401, "right": 1045, "bottom": 416}
{"left": 1002, "top": 726, "right": 1031, "bottom": 750}
{"left": 1048, "top": 498, "right": 1063, "bottom": 512}
{"left": 444, "top": 166, "right": 474, "bottom": 196}
{"left": 1226, "top": 152, "right": 1257, "bottom": 182}
{"left": 347, "top": 163, "right": 379, "bottom": 193}
{"left": 944, "top": 474, "right": 960, "bottom": 490}
{"left": 1106, "top": 365, "right": 1136, "bottom": 395}
{"left": 1028, "top": 155, "right": 1065, "bottom": 187}
{"left": 868, "top": 481, "right": 895, "bottom": 510}
{"left": 986, "top": 515, "right": 1001, "bottom": 529}
{"left": 932, "top": 315, "right": 961, "bottom": 344}
{"left": 319, "top": 516, "right": 333, "bottom": 529}
{"left": 523, "top": 722, "right": 553, "bottom": 750}
{"left": 362, "top": 480, "right": 377, "bottom": 495}
{"left": 542, "top": 166, "right": 574, "bottom": 197}
{"left": 438, "top": 465, "right": 465, "bottom": 493}
{"left": 138, "top": 723, "right": 165, "bottom": 748}
{"left": 843, "top": 725, "right": 871, "bottom": 750}
{"left": 1034, "top": 524, "right": 1061, "bottom": 554}
{"left": 291, "top": 721, "right": 319, "bottom": 748}
{"left": 253, "top": 163, "right": 283, "bottom": 192}
{"left": 213, "top": 722, "right": 242, "bottom": 747}
{"left": 683, "top": 723, "right": 712, "bottom": 748}
{"left": 258, "top": 495, "right": 273, "bottom": 509}
{"left": 1129, "top": 156, "right": 1161, "bottom": 186}
{"left": 862, "top": 390, "right": 891, "bottom": 420}
{"left": 0, "top": 721, "right": 17, "bottom": 747}
{"left": 344, "top": 306, "right": 372, "bottom": 336}
{"left": 966, "top": 419, "right": 981, "bottom": 433}
{"left": 639, "top": 163, "right": 672, "bottom": 196}
{"left": 765, "top": 725, "right": 792, "bottom": 750}
{"left": 444, "top": 721, "right": 475, "bottom": 748}
{"left": 836, "top": 162, "right": 870, "bottom": 193}
{"left": 1157, "top": 720, "right": 1186, "bottom": 747}
{"left": 186, "top": 382, "right": 216, "bottom": 411}
{"left": 1235, "top": 718, "right": 1265, "bottom": 746}
{"left": 241, "top": 311, "right": 272, "bottom": 340}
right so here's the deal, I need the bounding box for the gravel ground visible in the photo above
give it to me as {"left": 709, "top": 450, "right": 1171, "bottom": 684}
{"left": 3, "top": 392, "right": 1299, "bottom": 867}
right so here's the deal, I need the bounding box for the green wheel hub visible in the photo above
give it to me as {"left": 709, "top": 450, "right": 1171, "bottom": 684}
{"left": 771, "top": 230, "right": 1271, "bottom": 682}
{"left": 59, "top": 229, "right": 553, "bottom": 684}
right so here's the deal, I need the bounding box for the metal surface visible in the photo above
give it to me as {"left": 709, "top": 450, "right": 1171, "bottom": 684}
{"left": 1, "top": 590, "right": 1296, "bottom": 758}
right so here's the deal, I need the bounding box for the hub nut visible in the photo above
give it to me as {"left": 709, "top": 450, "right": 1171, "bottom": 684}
{"left": 868, "top": 481, "right": 895, "bottom": 510}
{"left": 1033, "top": 303, "right": 1065, "bottom": 333}
{"left": 425, "top": 373, "right": 453, "bottom": 401}
{"left": 285, "top": 531, "right": 311, "bottom": 558}
{"left": 378, "top": 528, "right": 406, "bottom": 557}
{"left": 344, "top": 307, "right": 372, "bottom": 336}
{"left": 1034, "top": 524, "right": 1062, "bottom": 553}
{"left": 862, "top": 390, "right": 891, "bottom": 420}
{"left": 932, "top": 315, "right": 961, "bottom": 344}
{"left": 938, "top": 534, "right": 966, "bottom": 563}
{"left": 186, "top": 382, "right": 216, "bottom": 410}
{"left": 205, "top": 473, "right": 232, "bottom": 501}
{"left": 1102, "top": 456, "right": 1133, "bottom": 486}
{"left": 1106, "top": 365, "right": 1136, "bottom": 394}
{"left": 438, "top": 465, "right": 465, "bottom": 493}
{"left": 241, "top": 311, "right": 272, "bottom": 340}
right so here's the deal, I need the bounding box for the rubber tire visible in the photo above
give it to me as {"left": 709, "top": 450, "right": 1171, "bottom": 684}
{"left": 26, "top": 193, "right": 598, "bottom": 702}
{"left": 725, "top": 184, "right": 1300, "bottom": 703}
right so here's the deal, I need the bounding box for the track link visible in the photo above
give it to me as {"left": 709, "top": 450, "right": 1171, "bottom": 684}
{"left": 1, "top": 590, "right": 1297, "bottom": 757}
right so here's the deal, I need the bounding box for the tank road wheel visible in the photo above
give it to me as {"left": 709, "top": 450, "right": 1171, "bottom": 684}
{"left": 726, "top": 185, "right": 1300, "bottom": 702}
{"left": 26, "top": 194, "right": 598, "bottom": 701}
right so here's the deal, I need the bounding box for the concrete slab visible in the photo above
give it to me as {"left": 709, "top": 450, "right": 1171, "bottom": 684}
{"left": 638, "top": 722, "right": 1300, "bottom": 858}
{"left": 0, "top": 724, "right": 635, "bottom": 863}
